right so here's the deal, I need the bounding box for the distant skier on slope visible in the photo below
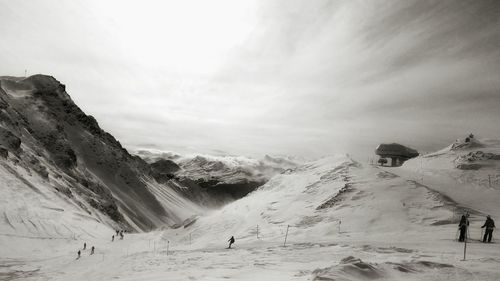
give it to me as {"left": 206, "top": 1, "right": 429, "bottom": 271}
{"left": 458, "top": 213, "right": 469, "bottom": 242}
{"left": 77, "top": 250, "right": 81, "bottom": 259}
{"left": 227, "top": 236, "right": 235, "bottom": 249}
{"left": 112, "top": 235, "right": 114, "bottom": 242}
{"left": 83, "top": 242, "right": 86, "bottom": 250}
{"left": 481, "top": 215, "right": 495, "bottom": 243}
{"left": 90, "top": 246, "right": 95, "bottom": 255}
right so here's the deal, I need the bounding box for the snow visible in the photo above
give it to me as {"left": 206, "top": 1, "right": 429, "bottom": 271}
{"left": 2, "top": 141, "right": 500, "bottom": 280}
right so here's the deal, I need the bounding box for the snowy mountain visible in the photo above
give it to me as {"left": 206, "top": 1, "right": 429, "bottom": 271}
{"left": 0, "top": 75, "right": 202, "bottom": 235}
{"left": 134, "top": 150, "right": 301, "bottom": 202}
{"left": 2, "top": 77, "right": 500, "bottom": 281}
{"left": 7, "top": 138, "right": 499, "bottom": 280}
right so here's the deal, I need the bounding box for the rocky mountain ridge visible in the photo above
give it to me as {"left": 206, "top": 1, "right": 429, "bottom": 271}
{"left": 0, "top": 75, "right": 201, "bottom": 231}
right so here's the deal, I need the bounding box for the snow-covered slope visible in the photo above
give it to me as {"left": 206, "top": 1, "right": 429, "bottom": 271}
{"left": 0, "top": 75, "right": 202, "bottom": 234}
{"left": 13, "top": 150, "right": 500, "bottom": 280}
{"left": 395, "top": 137, "right": 500, "bottom": 218}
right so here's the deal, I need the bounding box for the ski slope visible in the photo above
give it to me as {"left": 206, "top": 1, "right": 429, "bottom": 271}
{"left": 2, "top": 146, "right": 500, "bottom": 280}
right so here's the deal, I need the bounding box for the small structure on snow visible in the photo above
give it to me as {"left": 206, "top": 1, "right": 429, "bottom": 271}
{"left": 375, "top": 143, "right": 419, "bottom": 167}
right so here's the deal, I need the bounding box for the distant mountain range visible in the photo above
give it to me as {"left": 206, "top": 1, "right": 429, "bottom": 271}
{"left": 134, "top": 150, "right": 301, "bottom": 203}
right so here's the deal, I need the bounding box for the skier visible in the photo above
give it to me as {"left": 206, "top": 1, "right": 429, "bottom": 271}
{"left": 112, "top": 235, "right": 114, "bottom": 242}
{"left": 90, "top": 246, "right": 95, "bottom": 255}
{"left": 120, "top": 232, "right": 124, "bottom": 240}
{"left": 227, "top": 236, "right": 235, "bottom": 249}
{"left": 77, "top": 250, "right": 81, "bottom": 259}
{"left": 83, "top": 242, "right": 86, "bottom": 250}
{"left": 481, "top": 215, "right": 495, "bottom": 243}
{"left": 458, "top": 213, "right": 469, "bottom": 242}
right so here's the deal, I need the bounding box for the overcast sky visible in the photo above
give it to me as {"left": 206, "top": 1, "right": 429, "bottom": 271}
{"left": 1, "top": 0, "right": 500, "bottom": 159}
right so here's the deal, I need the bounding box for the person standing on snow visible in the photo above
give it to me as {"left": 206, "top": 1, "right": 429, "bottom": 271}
{"left": 458, "top": 213, "right": 469, "bottom": 242}
{"left": 77, "top": 250, "right": 81, "bottom": 259}
{"left": 90, "top": 246, "right": 95, "bottom": 255}
{"left": 481, "top": 215, "right": 495, "bottom": 243}
{"left": 83, "top": 242, "right": 86, "bottom": 250}
{"left": 112, "top": 235, "right": 114, "bottom": 242}
{"left": 227, "top": 236, "right": 235, "bottom": 248}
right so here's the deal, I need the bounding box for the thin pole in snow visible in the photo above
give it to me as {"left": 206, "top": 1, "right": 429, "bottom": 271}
{"left": 462, "top": 226, "right": 467, "bottom": 261}
{"left": 283, "top": 225, "right": 290, "bottom": 247}
{"left": 257, "top": 225, "right": 259, "bottom": 239}
{"left": 167, "top": 241, "right": 169, "bottom": 256}
{"left": 338, "top": 220, "right": 341, "bottom": 233}
{"left": 463, "top": 238, "right": 467, "bottom": 261}
{"left": 189, "top": 234, "right": 191, "bottom": 246}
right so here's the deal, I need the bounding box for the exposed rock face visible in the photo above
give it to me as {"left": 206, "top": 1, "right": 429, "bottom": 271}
{"left": 150, "top": 159, "right": 180, "bottom": 183}
{"left": 0, "top": 75, "right": 200, "bottom": 231}
{"left": 454, "top": 150, "right": 500, "bottom": 170}
{"left": 0, "top": 147, "right": 7, "bottom": 158}
{"left": 0, "top": 127, "right": 21, "bottom": 152}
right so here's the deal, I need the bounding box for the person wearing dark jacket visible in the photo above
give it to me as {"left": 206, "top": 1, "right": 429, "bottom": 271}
{"left": 228, "top": 236, "right": 235, "bottom": 248}
{"left": 481, "top": 215, "right": 495, "bottom": 243}
{"left": 458, "top": 214, "right": 469, "bottom": 242}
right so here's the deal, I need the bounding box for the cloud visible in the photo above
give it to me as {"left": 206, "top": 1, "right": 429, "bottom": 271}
{"left": 1, "top": 0, "right": 499, "bottom": 159}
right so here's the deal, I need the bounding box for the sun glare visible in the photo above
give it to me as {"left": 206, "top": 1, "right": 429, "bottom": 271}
{"left": 92, "top": 0, "right": 258, "bottom": 74}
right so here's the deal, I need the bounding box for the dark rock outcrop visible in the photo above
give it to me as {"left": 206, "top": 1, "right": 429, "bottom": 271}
{"left": 0, "top": 127, "right": 21, "bottom": 152}
{"left": 150, "top": 159, "right": 180, "bottom": 183}
{"left": 0, "top": 147, "right": 8, "bottom": 158}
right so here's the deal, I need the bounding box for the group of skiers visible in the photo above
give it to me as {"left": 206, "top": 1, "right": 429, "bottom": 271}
{"left": 76, "top": 242, "right": 95, "bottom": 259}
{"left": 458, "top": 212, "right": 495, "bottom": 243}
{"left": 112, "top": 230, "right": 125, "bottom": 242}
{"left": 73, "top": 214, "right": 494, "bottom": 260}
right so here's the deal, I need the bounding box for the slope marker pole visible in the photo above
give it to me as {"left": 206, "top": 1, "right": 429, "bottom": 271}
{"left": 283, "top": 225, "right": 290, "bottom": 247}
{"left": 462, "top": 226, "right": 467, "bottom": 261}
